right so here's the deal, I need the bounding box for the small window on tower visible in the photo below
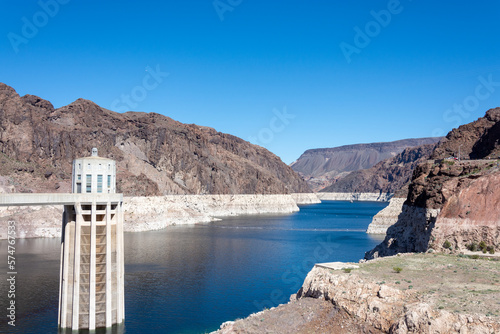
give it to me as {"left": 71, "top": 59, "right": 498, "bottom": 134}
{"left": 86, "top": 175, "right": 92, "bottom": 193}
{"left": 97, "top": 175, "right": 103, "bottom": 193}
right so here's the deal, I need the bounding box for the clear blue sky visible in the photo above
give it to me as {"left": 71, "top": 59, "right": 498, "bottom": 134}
{"left": 2, "top": 1, "right": 500, "bottom": 164}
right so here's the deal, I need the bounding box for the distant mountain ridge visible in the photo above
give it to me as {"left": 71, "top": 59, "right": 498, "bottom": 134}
{"left": 0, "top": 83, "right": 310, "bottom": 196}
{"left": 321, "top": 143, "right": 438, "bottom": 196}
{"left": 291, "top": 137, "right": 442, "bottom": 192}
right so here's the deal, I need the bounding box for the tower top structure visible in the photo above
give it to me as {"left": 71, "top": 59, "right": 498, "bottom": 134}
{"left": 72, "top": 148, "right": 116, "bottom": 194}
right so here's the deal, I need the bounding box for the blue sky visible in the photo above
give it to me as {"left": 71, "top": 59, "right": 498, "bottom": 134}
{"left": 2, "top": 1, "right": 500, "bottom": 164}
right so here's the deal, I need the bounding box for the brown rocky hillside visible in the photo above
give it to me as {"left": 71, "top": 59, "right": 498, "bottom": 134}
{"left": 0, "top": 83, "right": 310, "bottom": 196}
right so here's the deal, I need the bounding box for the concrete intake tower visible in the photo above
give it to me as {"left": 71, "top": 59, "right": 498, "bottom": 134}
{"left": 59, "top": 148, "right": 124, "bottom": 330}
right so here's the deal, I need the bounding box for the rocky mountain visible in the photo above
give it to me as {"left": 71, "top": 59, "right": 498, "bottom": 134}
{"left": 0, "top": 83, "right": 310, "bottom": 196}
{"left": 320, "top": 143, "right": 438, "bottom": 195}
{"left": 291, "top": 138, "right": 441, "bottom": 192}
{"left": 431, "top": 107, "right": 500, "bottom": 160}
{"left": 366, "top": 107, "right": 500, "bottom": 259}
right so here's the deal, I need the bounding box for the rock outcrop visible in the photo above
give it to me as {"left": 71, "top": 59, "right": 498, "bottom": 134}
{"left": 291, "top": 138, "right": 441, "bottom": 192}
{"left": 0, "top": 83, "right": 310, "bottom": 196}
{"left": 366, "top": 197, "right": 406, "bottom": 234}
{"left": 215, "top": 254, "right": 500, "bottom": 334}
{"left": 295, "top": 263, "right": 500, "bottom": 333}
{"left": 431, "top": 107, "right": 500, "bottom": 160}
{"left": 366, "top": 108, "right": 500, "bottom": 258}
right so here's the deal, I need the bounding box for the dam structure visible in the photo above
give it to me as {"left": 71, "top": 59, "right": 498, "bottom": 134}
{"left": 0, "top": 148, "right": 124, "bottom": 330}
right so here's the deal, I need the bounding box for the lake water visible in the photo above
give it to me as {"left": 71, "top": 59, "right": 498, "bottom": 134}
{"left": 0, "top": 200, "right": 386, "bottom": 334}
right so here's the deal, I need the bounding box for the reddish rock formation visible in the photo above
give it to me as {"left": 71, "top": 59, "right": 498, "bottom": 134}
{"left": 0, "top": 83, "right": 310, "bottom": 196}
{"left": 432, "top": 107, "right": 500, "bottom": 160}
{"left": 366, "top": 109, "right": 500, "bottom": 259}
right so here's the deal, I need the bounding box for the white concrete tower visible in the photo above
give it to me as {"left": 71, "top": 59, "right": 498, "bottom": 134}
{"left": 72, "top": 148, "right": 116, "bottom": 194}
{"left": 59, "top": 148, "right": 124, "bottom": 330}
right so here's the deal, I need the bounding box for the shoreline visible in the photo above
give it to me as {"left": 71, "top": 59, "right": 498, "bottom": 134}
{"left": 317, "top": 192, "right": 393, "bottom": 202}
{"left": 0, "top": 193, "right": 320, "bottom": 239}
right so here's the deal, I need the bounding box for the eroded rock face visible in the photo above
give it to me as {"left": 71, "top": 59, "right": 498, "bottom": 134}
{"left": 297, "top": 267, "right": 407, "bottom": 332}
{"left": 366, "top": 197, "right": 406, "bottom": 234}
{"left": 296, "top": 266, "right": 500, "bottom": 334}
{"left": 430, "top": 171, "right": 500, "bottom": 252}
{"left": 0, "top": 83, "right": 310, "bottom": 196}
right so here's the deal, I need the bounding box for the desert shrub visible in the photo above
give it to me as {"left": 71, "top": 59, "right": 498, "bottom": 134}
{"left": 470, "top": 255, "right": 480, "bottom": 259}
{"left": 479, "top": 241, "right": 487, "bottom": 251}
{"left": 393, "top": 267, "right": 403, "bottom": 273}
{"left": 443, "top": 240, "right": 452, "bottom": 249}
{"left": 466, "top": 243, "right": 478, "bottom": 252}
{"left": 343, "top": 268, "right": 352, "bottom": 273}
{"left": 487, "top": 246, "right": 495, "bottom": 254}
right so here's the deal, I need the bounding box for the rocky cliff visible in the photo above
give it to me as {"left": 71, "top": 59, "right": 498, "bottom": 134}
{"left": 431, "top": 107, "right": 500, "bottom": 160}
{"left": 0, "top": 83, "right": 310, "bottom": 196}
{"left": 366, "top": 197, "right": 406, "bottom": 234}
{"left": 291, "top": 138, "right": 441, "bottom": 192}
{"left": 366, "top": 108, "right": 500, "bottom": 258}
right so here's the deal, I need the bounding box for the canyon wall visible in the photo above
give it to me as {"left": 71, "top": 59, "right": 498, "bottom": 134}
{"left": 366, "top": 108, "right": 500, "bottom": 258}
{"left": 366, "top": 160, "right": 500, "bottom": 258}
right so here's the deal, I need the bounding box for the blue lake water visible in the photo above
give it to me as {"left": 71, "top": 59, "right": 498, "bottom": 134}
{"left": 0, "top": 200, "right": 386, "bottom": 334}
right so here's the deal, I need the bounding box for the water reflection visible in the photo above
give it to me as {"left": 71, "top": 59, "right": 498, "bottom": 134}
{"left": 58, "top": 323, "right": 125, "bottom": 334}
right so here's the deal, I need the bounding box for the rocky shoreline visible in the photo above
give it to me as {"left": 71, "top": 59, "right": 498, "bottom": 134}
{"left": 213, "top": 254, "right": 500, "bottom": 333}
{"left": 0, "top": 193, "right": 320, "bottom": 239}
{"left": 317, "top": 192, "right": 393, "bottom": 202}
{"left": 366, "top": 197, "right": 406, "bottom": 234}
